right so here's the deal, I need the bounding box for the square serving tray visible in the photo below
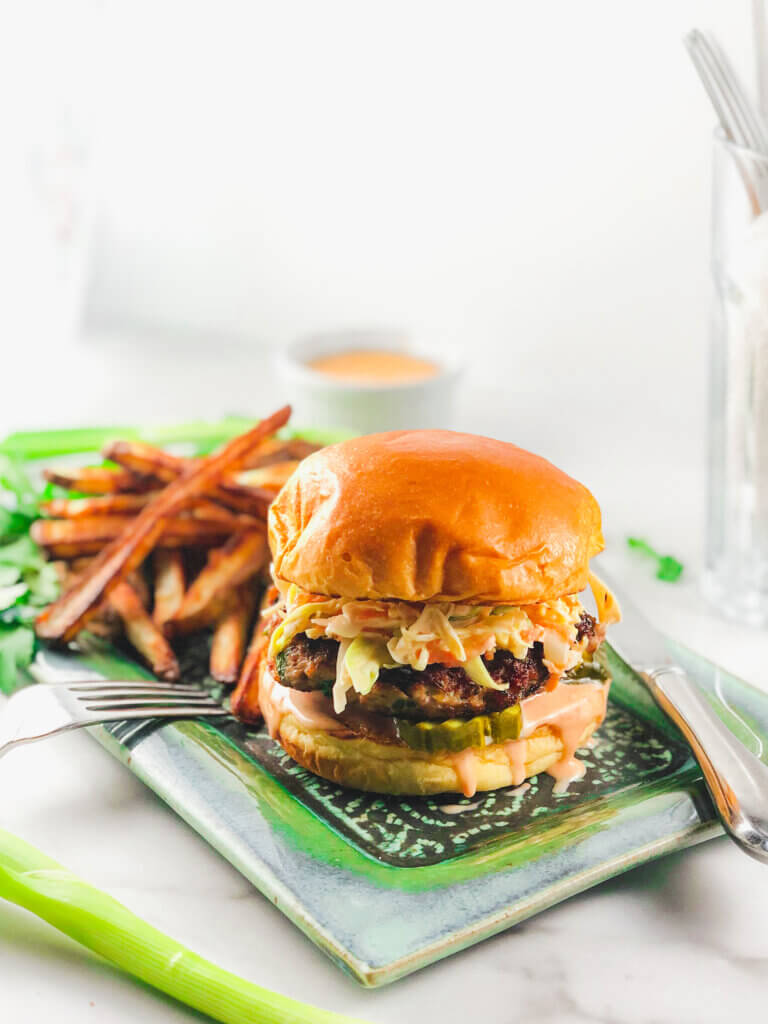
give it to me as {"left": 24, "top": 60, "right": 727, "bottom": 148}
{"left": 7, "top": 423, "right": 762, "bottom": 987}
{"left": 31, "top": 634, "right": 766, "bottom": 986}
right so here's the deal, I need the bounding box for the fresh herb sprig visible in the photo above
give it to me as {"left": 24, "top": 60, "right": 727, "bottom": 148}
{"left": 627, "top": 537, "right": 684, "bottom": 582}
{"left": 0, "top": 456, "right": 59, "bottom": 693}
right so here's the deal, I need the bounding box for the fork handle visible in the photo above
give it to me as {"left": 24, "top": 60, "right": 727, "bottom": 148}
{"left": 646, "top": 666, "right": 768, "bottom": 863}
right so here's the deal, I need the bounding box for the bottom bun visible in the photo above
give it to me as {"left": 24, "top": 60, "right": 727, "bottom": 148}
{"left": 260, "top": 661, "right": 606, "bottom": 797}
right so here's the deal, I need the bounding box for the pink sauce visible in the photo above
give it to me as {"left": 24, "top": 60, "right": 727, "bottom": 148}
{"left": 260, "top": 668, "right": 346, "bottom": 738}
{"left": 262, "top": 664, "right": 609, "bottom": 800}
{"left": 452, "top": 749, "right": 480, "bottom": 799}
{"left": 449, "top": 681, "right": 609, "bottom": 798}
{"left": 260, "top": 667, "right": 398, "bottom": 741}
{"left": 502, "top": 739, "right": 528, "bottom": 787}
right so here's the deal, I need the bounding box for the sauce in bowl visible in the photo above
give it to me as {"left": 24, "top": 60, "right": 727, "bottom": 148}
{"left": 307, "top": 349, "right": 440, "bottom": 385}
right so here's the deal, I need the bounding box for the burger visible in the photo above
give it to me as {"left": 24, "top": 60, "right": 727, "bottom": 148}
{"left": 232, "top": 430, "right": 620, "bottom": 797}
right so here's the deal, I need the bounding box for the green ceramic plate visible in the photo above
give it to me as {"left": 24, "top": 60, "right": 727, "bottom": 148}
{"left": 7, "top": 423, "right": 762, "bottom": 987}
{"left": 31, "top": 634, "right": 766, "bottom": 986}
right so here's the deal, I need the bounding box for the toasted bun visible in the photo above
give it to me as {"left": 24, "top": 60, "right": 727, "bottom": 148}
{"left": 269, "top": 430, "right": 603, "bottom": 604}
{"left": 260, "top": 662, "right": 603, "bottom": 796}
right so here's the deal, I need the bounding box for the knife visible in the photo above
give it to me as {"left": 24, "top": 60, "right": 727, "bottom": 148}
{"left": 598, "top": 568, "right": 768, "bottom": 864}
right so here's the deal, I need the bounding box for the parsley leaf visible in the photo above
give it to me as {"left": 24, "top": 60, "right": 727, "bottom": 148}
{"left": 627, "top": 537, "right": 684, "bottom": 582}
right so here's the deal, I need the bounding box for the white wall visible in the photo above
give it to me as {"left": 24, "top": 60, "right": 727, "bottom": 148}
{"left": 84, "top": 2, "right": 751, "bottom": 384}
{"left": 2, "top": 1, "right": 759, "bottom": 425}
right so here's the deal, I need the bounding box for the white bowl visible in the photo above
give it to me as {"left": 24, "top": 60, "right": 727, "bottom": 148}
{"left": 277, "top": 329, "right": 462, "bottom": 435}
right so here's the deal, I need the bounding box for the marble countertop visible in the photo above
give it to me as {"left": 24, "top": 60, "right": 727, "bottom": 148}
{"left": 2, "top": 330, "right": 767, "bottom": 1023}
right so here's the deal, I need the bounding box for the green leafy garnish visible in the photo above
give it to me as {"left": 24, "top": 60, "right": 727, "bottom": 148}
{"left": 627, "top": 537, "right": 684, "bottom": 582}
{"left": 0, "top": 458, "right": 61, "bottom": 692}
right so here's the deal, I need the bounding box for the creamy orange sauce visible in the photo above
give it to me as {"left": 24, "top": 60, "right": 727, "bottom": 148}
{"left": 261, "top": 664, "right": 609, "bottom": 801}
{"left": 449, "top": 681, "right": 609, "bottom": 798}
{"left": 260, "top": 669, "right": 344, "bottom": 738}
{"left": 307, "top": 349, "right": 439, "bottom": 384}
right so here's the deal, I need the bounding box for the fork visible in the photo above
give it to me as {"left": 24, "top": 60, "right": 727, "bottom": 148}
{"left": 0, "top": 681, "right": 227, "bottom": 758}
{"left": 685, "top": 28, "right": 768, "bottom": 212}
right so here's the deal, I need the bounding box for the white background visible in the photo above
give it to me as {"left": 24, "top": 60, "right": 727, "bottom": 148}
{"left": 3, "top": 4, "right": 768, "bottom": 1023}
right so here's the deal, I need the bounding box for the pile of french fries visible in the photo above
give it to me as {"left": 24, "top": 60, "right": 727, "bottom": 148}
{"left": 31, "top": 407, "right": 316, "bottom": 703}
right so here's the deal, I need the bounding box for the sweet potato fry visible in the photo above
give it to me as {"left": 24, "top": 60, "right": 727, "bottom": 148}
{"left": 108, "top": 580, "right": 180, "bottom": 681}
{"left": 34, "top": 402, "right": 290, "bottom": 643}
{"left": 102, "top": 440, "right": 187, "bottom": 483}
{"left": 209, "top": 584, "right": 258, "bottom": 684}
{"left": 209, "top": 481, "right": 272, "bottom": 517}
{"left": 186, "top": 500, "right": 262, "bottom": 530}
{"left": 31, "top": 516, "right": 230, "bottom": 554}
{"left": 44, "top": 466, "right": 157, "bottom": 494}
{"left": 152, "top": 549, "right": 186, "bottom": 627}
{"left": 240, "top": 437, "right": 320, "bottom": 470}
{"left": 168, "top": 530, "right": 268, "bottom": 634}
{"left": 234, "top": 461, "right": 300, "bottom": 491}
{"left": 104, "top": 441, "right": 272, "bottom": 518}
{"left": 230, "top": 586, "right": 280, "bottom": 723}
{"left": 39, "top": 493, "right": 157, "bottom": 518}
{"left": 104, "top": 440, "right": 272, "bottom": 518}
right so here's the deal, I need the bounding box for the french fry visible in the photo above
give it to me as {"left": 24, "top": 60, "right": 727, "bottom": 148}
{"left": 44, "top": 466, "right": 157, "bottom": 494}
{"left": 168, "top": 531, "right": 268, "bottom": 634}
{"left": 101, "top": 440, "right": 186, "bottom": 484}
{"left": 186, "top": 500, "right": 262, "bottom": 530}
{"left": 152, "top": 550, "right": 186, "bottom": 627}
{"left": 34, "top": 403, "right": 290, "bottom": 643}
{"left": 108, "top": 581, "right": 180, "bottom": 681}
{"left": 240, "top": 437, "right": 320, "bottom": 469}
{"left": 40, "top": 493, "right": 157, "bottom": 518}
{"left": 231, "top": 586, "right": 280, "bottom": 723}
{"left": 234, "top": 461, "right": 300, "bottom": 491}
{"left": 104, "top": 440, "right": 272, "bottom": 518}
{"left": 209, "top": 584, "right": 258, "bottom": 684}
{"left": 31, "top": 516, "right": 230, "bottom": 554}
{"left": 211, "top": 481, "right": 272, "bottom": 517}
{"left": 127, "top": 569, "right": 151, "bottom": 609}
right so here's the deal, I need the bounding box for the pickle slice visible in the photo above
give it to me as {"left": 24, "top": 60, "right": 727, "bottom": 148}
{"left": 488, "top": 704, "right": 523, "bottom": 743}
{"left": 396, "top": 703, "right": 522, "bottom": 753}
{"left": 565, "top": 646, "right": 610, "bottom": 682}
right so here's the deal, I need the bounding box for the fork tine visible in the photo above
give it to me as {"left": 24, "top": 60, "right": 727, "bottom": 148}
{"left": 82, "top": 696, "right": 222, "bottom": 711}
{"left": 687, "top": 32, "right": 755, "bottom": 150}
{"left": 686, "top": 33, "right": 742, "bottom": 143}
{"left": 106, "top": 705, "right": 228, "bottom": 719}
{"left": 75, "top": 687, "right": 208, "bottom": 701}
{"left": 693, "top": 31, "right": 768, "bottom": 153}
{"left": 86, "top": 704, "right": 228, "bottom": 720}
{"left": 64, "top": 681, "right": 202, "bottom": 692}
{"left": 69, "top": 683, "right": 204, "bottom": 696}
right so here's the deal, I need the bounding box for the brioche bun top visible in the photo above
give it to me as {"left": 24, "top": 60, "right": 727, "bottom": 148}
{"left": 268, "top": 430, "right": 603, "bottom": 604}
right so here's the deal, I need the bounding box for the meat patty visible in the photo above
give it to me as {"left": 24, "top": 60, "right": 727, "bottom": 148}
{"left": 273, "top": 612, "right": 602, "bottom": 721}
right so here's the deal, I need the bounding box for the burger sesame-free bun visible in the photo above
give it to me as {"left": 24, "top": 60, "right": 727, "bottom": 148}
{"left": 277, "top": 714, "right": 599, "bottom": 796}
{"left": 268, "top": 690, "right": 601, "bottom": 797}
{"left": 269, "top": 430, "right": 603, "bottom": 604}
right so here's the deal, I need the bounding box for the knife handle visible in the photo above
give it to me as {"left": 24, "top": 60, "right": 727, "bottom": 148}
{"left": 646, "top": 666, "right": 768, "bottom": 863}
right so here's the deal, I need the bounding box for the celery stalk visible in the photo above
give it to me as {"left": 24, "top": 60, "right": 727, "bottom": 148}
{"left": 0, "top": 829, "right": 369, "bottom": 1024}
